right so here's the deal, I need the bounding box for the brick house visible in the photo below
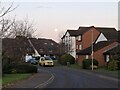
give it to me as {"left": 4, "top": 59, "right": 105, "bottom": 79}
{"left": 62, "top": 26, "right": 118, "bottom": 66}
{"left": 103, "top": 31, "right": 120, "bottom": 59}
{"left": 2, "top": 36, "right": 60, "bottom": 61}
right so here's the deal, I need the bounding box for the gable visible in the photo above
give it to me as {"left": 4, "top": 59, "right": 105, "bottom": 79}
{"left": 95, "top": 33, "right": 107, "bottom": 44}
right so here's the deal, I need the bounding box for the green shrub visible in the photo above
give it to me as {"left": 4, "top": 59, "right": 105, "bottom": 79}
{"left": 108, "top": 60, "right": 119, "bottom": 71}
{"left": 14, "top": 63, "right": 37, "bottom": 73}
{"left": 82, "top": 59, "right": 99, "bottom": 69}
{"left": 60, "top": 54, "right": 75, "bottom": 65}
{"left": 3, "top": 63, "right": 37, "bottom": 74}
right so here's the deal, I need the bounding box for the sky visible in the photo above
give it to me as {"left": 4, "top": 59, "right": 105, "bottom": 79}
{"left": 1, "top": 0, "right": 119, "bottom": 42}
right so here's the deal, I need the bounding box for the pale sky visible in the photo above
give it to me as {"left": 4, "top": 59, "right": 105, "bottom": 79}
{"left": 1, "top": 0, "right": 119, "bottom": 42}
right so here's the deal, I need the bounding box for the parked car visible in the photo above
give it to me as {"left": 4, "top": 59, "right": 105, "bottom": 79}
{"left": 32, "top": 56, "right": 40, "bottom": 61}
{"left": 39, "top": 56, "right": 54, "bottom": 66}
{"left": 30, "top": 58, "right": 38, "bottom": 65}
{"left": 25, "top": 55, "right": 33, "bottom": 63}
{"left": 50, "top": 56, "right": 56, "bottom": 60}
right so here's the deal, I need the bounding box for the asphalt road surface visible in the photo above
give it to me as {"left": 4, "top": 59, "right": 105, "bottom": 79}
{"left": 3, "top": 66, "right": 119, "bottom": 90}
{"left": 38, "top": 66, "right": 119, "bottom": 88}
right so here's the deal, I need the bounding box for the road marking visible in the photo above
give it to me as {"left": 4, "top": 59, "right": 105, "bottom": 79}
{"left": 35, "top": 68, "right": 55, "bottom": 88}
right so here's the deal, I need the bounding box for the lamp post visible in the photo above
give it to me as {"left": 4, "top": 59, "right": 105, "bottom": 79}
{"left": 91, "top": 29, "right": 94, "bottom": 71}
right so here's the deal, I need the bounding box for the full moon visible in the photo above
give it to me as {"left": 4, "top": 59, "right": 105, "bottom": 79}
{"left": 54, "top": 28, "right": 58, "bottom": 32}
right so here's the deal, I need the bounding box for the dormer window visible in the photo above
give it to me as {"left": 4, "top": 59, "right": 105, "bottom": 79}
{"left": 51, "top": 43, "right": 54, "bottom": 46}
{"left": 49, "top": 50, "right": 52, "bottom": 52}
{"left": 44, "top": 43, "right": 47, "bottom": 45}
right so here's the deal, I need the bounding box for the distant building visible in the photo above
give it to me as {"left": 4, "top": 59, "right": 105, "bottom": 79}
{"left": 29, "top": 38, "right": 60, "bottom": 58}
{"left": 2, "top": 36, "right": 60, "bottom": 61}
{"left": 2, "top": 36, "right": 35, "bottom": 61}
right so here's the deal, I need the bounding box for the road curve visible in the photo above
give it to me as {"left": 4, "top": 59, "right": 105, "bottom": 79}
{"left": 38, "top": 66, "right": 118, "bottom": 88}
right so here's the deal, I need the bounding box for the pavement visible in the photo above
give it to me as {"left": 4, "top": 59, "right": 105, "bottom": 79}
{"left": 2, "top": 68, "right": 54, "bottom": 90}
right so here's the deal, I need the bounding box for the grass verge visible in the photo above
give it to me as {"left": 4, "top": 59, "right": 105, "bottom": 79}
{"left": 69, "top": 63, "right": 119, "bottom": 77}
{"left": 94, "top": 67, "right": 119, "bottom": 77}
{"left": 53, "top": 60, "right": 62, "bottom": 66}
{"left": 69, "top": 63, "right": 81, "bottom": 69}
{"left": 2, "top": 73, "right": 32, "bottom": 86}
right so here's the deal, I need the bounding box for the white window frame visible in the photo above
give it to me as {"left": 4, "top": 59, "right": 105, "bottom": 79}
{"left": 77, "top": 35, "right": 81, "bottom": 41}
{"left": 106, "top": 55, "right": 110, "bottom": 62}
{"left": 76, "top": 45, "right": 79, "bottom": 49}
{"left": 79, "top": 44, "right": 82, "bottom": 50}
{"left": 86, "top": 55, "right": 89, "bottom": 59}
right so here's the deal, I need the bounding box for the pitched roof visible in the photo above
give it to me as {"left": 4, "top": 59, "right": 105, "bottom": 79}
{"left": 62, "top": 26, "right": 117, "bottom": 41}
{"left": 77, "top": 41, "right": 115, "bottom": 55}
{"left": 2, "top": 36, "right": 35, "bottom": 58}
{"left": 103, "top": 44, "right": 120, "bottom": 55}
{"left": 95, "top": 27, "right": 117, "bottom": 41}
{"left": 29, "top": 38, "right": 60, "bottom": 55}
{"left": 61, "top": 26, "right": 92, "bottom": 39}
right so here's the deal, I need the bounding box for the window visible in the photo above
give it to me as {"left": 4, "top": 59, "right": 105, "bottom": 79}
{"left": 77, "top": 35, "right": 82, "bottom": 41}
{"left": 86, "top": 55, "right": 89, "bottom": 59}
{"left": 40, "top": 49, "right": 43, "bottom": 52}
{"left": 106, "top": 55, "right": 110, "bottom": 62}
{"left": 49, "top": 50, "right": 52, "bottom": 52}
{"left": 79, "top": 45, "right": 82, "bottom": 50}
{"left": 76, "top": 45, "right": 79, "bottom": 49}
{"left": 51, "top": 43, "right": 54, "bottom": 46}
{"left": 44, "top": 43, "right": 47, "bottom": 45}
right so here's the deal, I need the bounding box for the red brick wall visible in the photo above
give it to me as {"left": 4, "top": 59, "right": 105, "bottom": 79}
{"left": 76, "top": 27, "right": 100, "bottom": 51}
{"left": 76, "top": 55, "right": 85, "bottom": 66}
{"left": 93, "top": 42, "right": 118, "bottom": 66}
{"left": 77, "top": 42, "right": 118, "bottom": 66}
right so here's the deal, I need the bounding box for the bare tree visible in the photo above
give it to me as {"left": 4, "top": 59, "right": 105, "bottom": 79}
{"left": 0, "top": 2, "right": 18, "bottom": 38}
{"left": 0, "top": 17, "right": 15, "bottom": 38}
{"left": 11, "top": 18, "right": 36, "bottom": 38}
{"left": 0, "top": 2, "right": 17, "bottom": 17}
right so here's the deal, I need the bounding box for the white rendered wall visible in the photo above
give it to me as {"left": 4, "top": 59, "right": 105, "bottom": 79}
{"left": 95, "top": 33, "right": 107, "bottom": 43}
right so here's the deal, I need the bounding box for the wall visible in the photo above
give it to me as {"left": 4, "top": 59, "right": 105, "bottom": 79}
{"left": 93, "top": 42, "right": 118, "bottom": 66}
{"left": 70, "top": 37, "right": 76, "bottom": 58}
{"left": 76, "top": 27, "right": 100, "bottom": 52}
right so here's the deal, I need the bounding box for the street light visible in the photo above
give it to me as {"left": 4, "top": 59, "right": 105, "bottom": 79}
{"left": 91, "top": 29, "right": 94, "bottom": 71}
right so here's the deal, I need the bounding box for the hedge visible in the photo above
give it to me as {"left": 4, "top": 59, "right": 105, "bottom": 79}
{"left": 82, "top": 59, "right": 99, "bottom": 69}
{"left": 60, "top": 54, "right": 75, "bottom": 65}
{"left": 3, "top": 63, "right": 37, "bottom": 74}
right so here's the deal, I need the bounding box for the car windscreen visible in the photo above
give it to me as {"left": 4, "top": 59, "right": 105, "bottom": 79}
{"left": 45, "top": 57, "right": 52, "bottom": 60}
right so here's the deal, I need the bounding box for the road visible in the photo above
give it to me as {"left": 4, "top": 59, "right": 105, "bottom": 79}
{"left": 38, "top": 66, "right": 119, "bottom": 88}
{"left": 3, "top": 66, "right": 119, "bottom": 90}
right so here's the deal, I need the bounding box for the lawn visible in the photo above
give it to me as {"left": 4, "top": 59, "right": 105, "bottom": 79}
{"left": 2, "top": 73, "right": 32, "bottom": 86}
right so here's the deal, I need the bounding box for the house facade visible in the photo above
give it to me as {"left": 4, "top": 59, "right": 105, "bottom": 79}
{"left": 61, "top": 30, "right": 77, "bottom": 58}
{"left": 62, "top": 26, "right": 118, "bottom": 66}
